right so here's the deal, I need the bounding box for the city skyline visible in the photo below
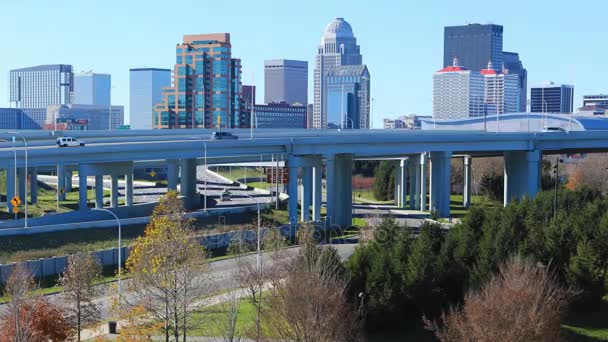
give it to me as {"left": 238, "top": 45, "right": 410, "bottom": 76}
{"left": 1, "top": 0, "right": 606, "bottom": 127}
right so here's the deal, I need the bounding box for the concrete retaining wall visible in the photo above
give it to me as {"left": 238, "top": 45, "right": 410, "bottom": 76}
{"left": 0, "top": 220, "right": 300, "bottom": 283}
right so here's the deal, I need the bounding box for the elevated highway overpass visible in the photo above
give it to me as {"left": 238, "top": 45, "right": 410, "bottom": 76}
{"left": 1, "top": 128, "right": 607, "bottom": 227}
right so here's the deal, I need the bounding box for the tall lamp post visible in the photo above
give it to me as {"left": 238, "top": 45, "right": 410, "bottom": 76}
{"left": 345, "top": 117, "right": 354, "bottom": 129}
{"left": 92, "top": 208, "right": 122, "bottom": 307}
{"left": 9, "top": 132, "right": 28, "bottom": 228}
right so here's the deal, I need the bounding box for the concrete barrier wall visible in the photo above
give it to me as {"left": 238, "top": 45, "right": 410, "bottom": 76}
{"left": 0, "top": 203, "right": 270, "bottom": 237}
{"left": 0, "top": 217, "right": 299, "bottom": 283}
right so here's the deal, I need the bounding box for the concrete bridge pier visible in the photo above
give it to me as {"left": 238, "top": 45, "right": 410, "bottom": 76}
{"left": 57, "top": 165, "right": 66, "bottom": 201}
{"left": 65, "top": 170, "right": 73, "bottom": 192}
{"left": 417, "top": 153, "right": 428, "bottom": 211}
{"left": 95, "top": 175, "right": 104, "bottom": 208}
{"left": 300, "top": 166, "right": 312, "bottom": 222}
{"left": 167, "top": 159, "right": 179, "bottom": 191}
{"left": 125, "top": 172, "right": 134, "bottom": 206}
{"left": 288, "top": 159, "right": 299, "bottom": 226}
{"left": 463, "top": 156, "right": 472, "bottom": 208}
{"left": 312, "top": 157, "right": 323, "bottom": 222}
{"left": 503, "top": 150, "right": 541, "bottom": 206}
{"left": 110, "top": 176, "right": 119, "bottom": 208}
{"left": 408, "top": 157, "right": 417, "bottom": 209}
{"left": 180, "top": 158, "right": 198, "bottom": 210}
{"left": 324, "top": 153, "right": 353, "bottom": 228}
{"left": 395, "top": 159, "right": 408, "bottom": 209}
{"left": 17, "top": 168, "right": 26, "bottom": 204}
{"left": 78, "top": 164, "right": 89, "bottom": 210}
{"left": 6, "top": 166, "right": 15, "bottom": 213}
{"left": 78, "top": 162, "right": 136, "bottom": 211}
{"left": 29, "top": 167, "right": 38, "bottom": 204}
{"left": 430, "top": 151, "right": 452, "bottom": 217}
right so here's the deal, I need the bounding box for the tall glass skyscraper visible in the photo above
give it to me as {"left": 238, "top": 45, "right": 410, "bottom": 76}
{"left": 130, "top": 68, "right": 171, "bottom": 130}
{"left": 9, "top": 64, "right": 74, "bottom": 128}
{"left": 154, "top": 33, "right": 243, "bottom": 129}
{"left": 503, "top": 51, "right": 527, "bottom": 112}
{"left": 314, "top": 18, "right": 370, "bottom": 129}
{"left": 74, "top": 72, "right": 111, "bottom": 107}
{"left": 444, "top": 24, "right": 503, "bottom": 72}
{"left": 325, "top": 65, "right": 370, "bottom": 128}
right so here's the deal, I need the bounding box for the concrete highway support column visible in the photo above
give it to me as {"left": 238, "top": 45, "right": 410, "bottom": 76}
{"left": 29, "top": 167, "right": 38, "bottom": 204}
{"left": 324, "top": 156, "right": 336, "bottom": 226}
{"left": 301, "top": 166, "right": 312, "bottom": 222}
{"left": 180, "top": 158, "right": 198, "bottom": 210}
{"left": 408, "top": 158, "right": 417, "bottom": 209}
{"left": 125, "top": 170, "right": 134, "bottom": 206}
{"left": 463, "top": 156, "right": 472, "bottom": 208}
{"left": 78, "top": 165, "right": 88, "bottom": 210}
{"left": 394, "top": 168, "right": 400, "bottom": 207}
{"left": 325, "top": 154, "right": 353, "bottom": 227}
{"left": 57, "top": 165, "right": 66, "bottom": 201}
{"left": 65, "top": 170, "right": 73, "bottom": 192}
{"left": 503, "top": 150, "right": 541, "bottom": 206}
{"left": 17, "top": 168, "right": 26, "bottom": 203}
{"left": 95, "top": 175, "right": 104, "bottom": 208}
{"left": 312, "top": 157, "right": 323, "bottom": 222}
{"left": 397, "top": 159, "right": 408, "bottom": 209}
{"left": 167, "top": 159, "right": 179, "bottom": 191}
{"left": 110, "top": 176, "right": 119, "bottom": 208}
{"left": 430, "top": 151, "right": 452, "bottom": 217}
{"left": 6, "top": 166, "right": 15, "bottom": 213}
{"left": 288, "top": 161, "right": 299, "bottom": 226}
{"left": 419, "top": 153, "right": 427, "bottom": 211}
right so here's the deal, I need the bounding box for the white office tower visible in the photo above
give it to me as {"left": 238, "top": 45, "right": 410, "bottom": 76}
{"left": 433, "top": 58, "right": 484, "bottom": 120}
{"left": 481, "top": 61, "right": 520, "bottom": 115}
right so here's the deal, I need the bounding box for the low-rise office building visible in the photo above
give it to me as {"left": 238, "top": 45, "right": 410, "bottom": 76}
{"left": 253, "top": 102, "right": 307, "bottom": 129}
{"left": 46, "top": 104, "right": 124, "bottom": 130}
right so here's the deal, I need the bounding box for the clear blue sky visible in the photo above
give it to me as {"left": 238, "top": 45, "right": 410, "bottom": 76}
{"left": 1, "top": 0, "right": 606, "bottom": 127}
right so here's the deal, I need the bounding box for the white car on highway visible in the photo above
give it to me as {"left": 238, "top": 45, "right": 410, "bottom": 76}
{"left": 56, "top": 136, "right": 85, "bottom": 147}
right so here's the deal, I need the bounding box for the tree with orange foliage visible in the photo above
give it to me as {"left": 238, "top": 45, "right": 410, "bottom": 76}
{"left": 0, "top": 265, "right": 71, "bottom": 342}
{"left": 125, "top": 191, "right": 210, "bottom": 342}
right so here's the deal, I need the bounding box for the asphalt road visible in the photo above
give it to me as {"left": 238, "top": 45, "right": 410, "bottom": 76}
{"left": 0, "top": 243, "right": 358, "bottom": 319}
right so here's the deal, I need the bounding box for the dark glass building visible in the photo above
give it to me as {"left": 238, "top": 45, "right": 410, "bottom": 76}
{"left": 503, "top": 51, "right": 528, "bottom": 112}
{"left": 444, "top": 24, "right": 503, "bottom": 72}
{"left": 240, "top": 85, "right": 256, "bottom": 128}
{"left": 253, "top": 102, "right": 307, "bottom": 128}
{"left": 530, "top": 83, "right": 574, "bottom": 114}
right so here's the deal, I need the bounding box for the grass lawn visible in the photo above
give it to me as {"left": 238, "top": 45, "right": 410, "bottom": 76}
{"left": 449, "top": 194, "right": 500, "bottom": 217}
{"left": 215, "top": 166, "right": 264, "bottom": 182}
{"left": 562, "top": 296, "right": 608, "bottom": 340}
{"left": 1, "top": 182, "right": 124, "bottom": 220}
{"left": 189, "top": 297, "right": 266, "bottom": 337}
{"left": 353, "top": 188, "right": 393, "bottom": 204}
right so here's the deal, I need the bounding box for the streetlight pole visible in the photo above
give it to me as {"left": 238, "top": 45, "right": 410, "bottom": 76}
{"left": 92, "top": 208, "right": 122, "bottom": 308}
{"left": 10, "top": 132, "right": 28, "bottom": 228}
{"left": 346, "top": 117, "right": 354, "bottom": 129}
